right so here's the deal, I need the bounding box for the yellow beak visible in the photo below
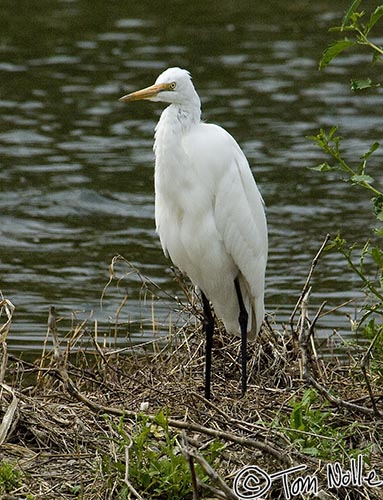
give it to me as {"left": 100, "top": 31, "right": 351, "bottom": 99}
{"left": 119, "top": 82, "right": 171, "bottom": 102}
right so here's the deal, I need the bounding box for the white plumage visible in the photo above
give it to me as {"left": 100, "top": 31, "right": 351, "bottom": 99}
{"left": 120, "top": 67, "right": 268, "bottom": 396}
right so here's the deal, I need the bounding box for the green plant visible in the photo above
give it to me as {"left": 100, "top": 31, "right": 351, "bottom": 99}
{"left": 361, "top": 318, "right": 383, "bottom": 378}
{"left": 280, "top": 389, "right": 371, "bottom": 460}
{"left": 0, "top": 460, "right": 22, "bottom": 494}
{"left": 319, "top": 0, "right": 383, "bottom": 90}
{"left": 309, "top": 127, "right": 381, "bottom": 199}
{"left": 310, "top": 1, "right": 383, "bottom": 339}
{"left": 103, "top": 410, "right": 223, "bottom": 499}
{"left": 309, "top": 129, "right": 383, "bottom": 330}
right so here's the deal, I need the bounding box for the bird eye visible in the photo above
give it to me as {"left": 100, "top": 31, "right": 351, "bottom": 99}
{"left": 169, "top": 82, "right": 176, "bottom": 90}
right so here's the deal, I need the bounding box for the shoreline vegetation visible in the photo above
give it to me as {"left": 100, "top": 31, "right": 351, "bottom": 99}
{"left": 1, "top": 246, "right": 383, "bottom": 500}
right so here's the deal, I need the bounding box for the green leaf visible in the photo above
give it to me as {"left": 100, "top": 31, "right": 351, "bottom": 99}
{"left": 310, "top": 162, "right": 334, "bottom": 172}
{"left": 329, "top": 25, "right": 357, "bottom": 33}
{"left": 351, "top": 174, "right": 375, "bottom": 184}
{"left": 302, "top": 388, "right": 316, "bottom": 406}
{"left": 358, "top": 142, "right": 380, "bottom": 174}
{"left": 351, "top": 78, "right": 373, "bottom": 91}
{"left": 372, "top": 52, "right": 383, "bottom": 64}
{"left": 342, "top": 0, "right": 362, "bottom": 29}
{"left": 302, "top": 447, "right": 320, "bottom": 457}
{"left": 291, "top": 406, "right": 303, "bottom": 430}
{"left": 324, "top": 241, "right": 338, "bottom": 251}
{"left": 368, "top": 5, "right": 383, "bottom": 32}
{"left": 334, "top": 234, "right": 347, "bottom": 248}
{"left": 373, "top": 195, "right": 383, "bottom": 219}
{"left": 319, "top": 39, "right": 356, "bottom": 69}
{"left": 361, "top": 142, "right": 380, "bottom": 161}
{"left": 371, "top": 247, "right": 383, "bottom": 268}
{"left": 328, "top": 126, "right": 339, "bottom": 139}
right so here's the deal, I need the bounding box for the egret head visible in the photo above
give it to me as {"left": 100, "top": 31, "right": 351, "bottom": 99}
{"left": 119, "top": 67, "right": 199, "bottom": 107}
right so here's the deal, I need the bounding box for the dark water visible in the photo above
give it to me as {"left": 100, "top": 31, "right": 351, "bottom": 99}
{"left": 1, "top": 0, "right": 382, "bottom": 352}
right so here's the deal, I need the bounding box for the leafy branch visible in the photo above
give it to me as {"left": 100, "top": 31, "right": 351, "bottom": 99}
{"left": 309, "top": 127, "right": 381, "bottom": 197}
{"left": 309, "top": 1, "right": 383, "bottom": 337}
{"left": 308, "top": 126, "right": 383, "bottom": 325}
{"left": 327, "top": 236, "right": 383, "bottom": 303}
{"left": 319, "top": 1, "right": 383, "bottom": 90}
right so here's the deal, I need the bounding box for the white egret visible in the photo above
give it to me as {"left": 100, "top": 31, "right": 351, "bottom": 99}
{"left": 119, "top": 67, "right": 267, "bottom": 399}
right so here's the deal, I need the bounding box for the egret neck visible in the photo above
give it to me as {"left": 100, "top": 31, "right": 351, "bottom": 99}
{"left": 154, "top": 96, "right": 201, "bottom": 150}
{"left": 153, "top": 94, "right": 202, "bottom": 245}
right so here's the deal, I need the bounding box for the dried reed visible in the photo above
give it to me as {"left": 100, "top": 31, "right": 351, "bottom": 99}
{"left": 0, "top": 250, "right": 383, "bottom": 499}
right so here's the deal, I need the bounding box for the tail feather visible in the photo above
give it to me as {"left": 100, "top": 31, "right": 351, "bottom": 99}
{"left": 237, "top": 273, "right": 263, "bottom": 340}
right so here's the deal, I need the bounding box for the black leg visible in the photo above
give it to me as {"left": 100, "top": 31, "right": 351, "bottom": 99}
{"left": 234, "top": 277, "right": 249, "bottom": 396}
{"left": 201, "top": 291, "right": 214, "bottom": 399}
